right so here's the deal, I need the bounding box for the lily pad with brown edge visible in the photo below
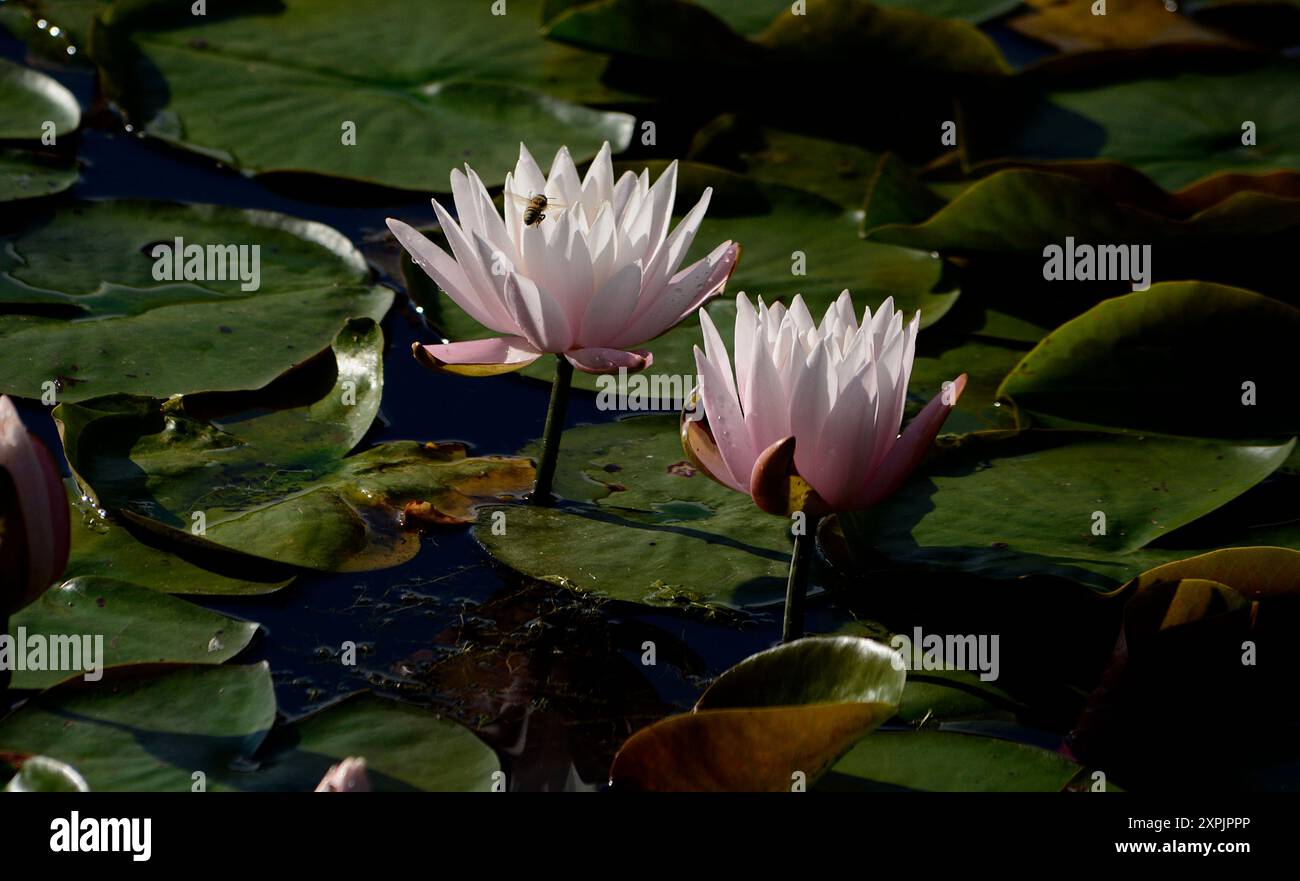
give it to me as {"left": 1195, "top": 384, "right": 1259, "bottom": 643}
{"left": 56, "top": 320, "right": 534, "bottom": 572}
{"left": 238, "top": 693, "right": 502, "bottom": 793}
{"left": 0, "top": 663, "right": 277, "bottom": 791}
{"left": 817, "top": 729, "right": 1090, "bottom": 791}
{"left": 1007, "top": 0, "right": 1249, "bottom": 54}
{"left": 0, "top": 149, "right": 78, "bottom": 203}
{"left": 474, "top": 415, "right": 794, "bottom": 613}
{"left": 426, "top": 162, "right": 961, "bottom": 394}
{"left": 7, "top": 576, "right": 259, "bottom": 690}
{"left": 864, "top": 168, "right": 1300, "bottom": 303}
{"left": 63, "top": 481, "right": 295, "bottom": 596}
{"left": 963, "top": 65, "right": 1300, "bottom": 191}
{"left": 840, "top": 429, "right": 1297, "bottom": 592}
{"left": 89, "top": 0, "right": 634, "bottom": 193}
{"left": 1119, "top": 546, "right": 1300, "bottom": 600}
{"left": 609, "top": 636, "right": 906, "bottom": 791}
{"left": 1067, "top": 576, "right": 1257, "bottom": 784}
{"left": 0, "top": 55, "right": 80, "bottom": 139}
{"left": 997, "top": 282, "right": 1300, "bottom": 441}
{"left": 0, "top": 199, "right": 392, "bottom": 402}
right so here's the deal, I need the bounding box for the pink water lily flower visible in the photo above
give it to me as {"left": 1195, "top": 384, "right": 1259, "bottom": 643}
{"left": 389, "top": 142, "right": 740, "bottom": 376}
{"left": 685, "top": 292, "right": 966, "bottom": 517}
{"left": 0, "top": 395, "right": 70, "bottom": 614}
{"left": 314, "top": 756, "right": 370, "bottom": 792}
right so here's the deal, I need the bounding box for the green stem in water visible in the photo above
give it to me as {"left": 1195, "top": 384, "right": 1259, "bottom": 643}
{"left": 530, "top": 354, "right": 574, "bottom": 505}
{"left": 782, "top": 515, "right": 821, "bottom": 643}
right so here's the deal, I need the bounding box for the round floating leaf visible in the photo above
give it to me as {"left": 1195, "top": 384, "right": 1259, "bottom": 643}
{"left": 818, "top": 730, "right": 1085, "bottom": 791}
{"left": 1122, "top": 547, "right": 1300, "bottom": 600}
{"left": 8, "top": 576, "right": 259, "bottom": 690}
{"left": 64, "top": 482, "right": 295, "bottom": 596}
{"left": 475, "top": 415, "right": 793, "bottom": 612}
{"left": 841, "top": 430, "right": 1296, "bottom": 591}
{"left": 610, "top": 636, "right": 905, "bottom": 791}
{"left": 431, "top": 165, "right": 959, "bottom": 393}
{"left": 1007, "top": 0, "right": 1246, "bottom": 53}
{"left": 93, "top": 0, "right": 634, "bottom": 191}
{"left": 998, "top": 282, "right": 1300, "bottom": 440}
{"left": 0, "top": 199, "right": 391, "bottom": 401}
{"left": 59, "top": 320, "right": 535, "bottom": 572}
{"left": 0, "top": 56, "right": 80, "bottom": 139}
{"left": 0, "top": 149, "right": 77, "bottom": 202}
{"left": 966, "top": 66, "right": 1300, "bottom": 190}
{"left": 865, "top": 168, "right": 1300, "bottom": 303}
{"left": 248, "top": 693, "right": 501, "bottom": 792}
{"left": 0, "top": 663, "right": 276, "bottom": 791}
{"left": 3, "top": 755, "right": 90, "bottom": 792}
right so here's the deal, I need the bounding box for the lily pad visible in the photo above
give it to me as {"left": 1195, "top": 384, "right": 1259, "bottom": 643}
{"left": 430, "top": 164, "right": 960, "bottom": 393}
{"left": 0, "top": 149, "right": 78, "bottom": 202}
{"left": 546, "top": 0, "right": 1009, "bottom": 76}
{"left": 0, "top": 56, "right": 80, "bottom": 139}
{"left": 1007, "top": 0, "right": 1246, "bottom": 53}
{"left": 64, "top": 481, "right": 294, "bottom": 596}
{"left": 475, "top": 415, "right": 793, "bottom": 612}
{"left": 965, "top": 66, "right": 1300, "bottom": 190}
{"left": 58, "top": 320, "right": 535, "bottom": 572}
{"left": 0, "top": 199, "right": 392, "bottom": 402}
{"left": 247, "top": 693, "right": 502, "bottom": 792}
{"left": 3, "top": 755, "right": 90, "bottom": 792}
{"left": 8, "top": 576, "right": 259, "bottom": 690}
{"left": 1121, "top": 547, "right": 1300, "bottom": 600}
{"left": 93, "top": 0, "right": 634, "bottom": 191}
{"left": 0, "top": 663, "right": 277, "bottom": 791}
{"left": 609, "top": 636, "right": 905, "bottom": 791}
{"left": 840, "top": 429, "right": 1296, "bottom": 591}
{"left": 818, "top": 730, "right": 1086, "bottom": 791}
{"left": 998, "top": 282, "right": 1300, "bottom": 439}
{"left": 865, "top": 168, "right": 1300, "bottom": 302}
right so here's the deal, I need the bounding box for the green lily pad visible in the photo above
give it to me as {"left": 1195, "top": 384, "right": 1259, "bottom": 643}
{"left": 966, "top": 66, "right": 1300, "bottom": 190}
{"left": 865, "top": 168, "right": 1300, "bottom": 303}
{"left": 430, "top": 164, "right": 960, "bottom": 393}
{"left": 0, "top": 663, "right": 276, "bottom": 791}
{"left": 475, "top": 415, "right": 793, "bottom": 612}
{"left": 3, "top": 755, "right": 90, "bottom": 792}
{"left": 818, "top": 730, "right": 1087, "bottom": 791}
{"left": 8, "top": 576, "right": 259, "bottom": 690}
{"left": 998, "top": 282, "right": 1300, "bottom": 440}
{"left": 610, "top": 636, "right": 905, "bottom": 791}
{"left": 693, "top": 0, "right": 1024, "bottom": 32}
{"left": 58, "top": 320, "right": 535, "bottom": 572}
{"left": 0, "top": 56, "right": 80, "bottom": 139}
{"left": 247, "top": 693, "right": 502, "bottom": 792}
{"left": 92, "top": 0, "right": 634, "bottom": 191}
{"left": 64, "top": 481, "right": 296, "bottom": 596}
{"left": 546, "top": 0, "right": 1008, "bottom": 76}
{"left": 841, "top": 430, "right": 1296, "bottom": 591}
{"left": 0, "top": 149, "right": 77, "bottom": 202}
{"left": 0, "top": 199, "right": 392, "bottom": 402}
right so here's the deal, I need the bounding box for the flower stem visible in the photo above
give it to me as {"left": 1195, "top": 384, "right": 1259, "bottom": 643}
{"left": 782, "top": 515, "right": 821, "bottom": 643}
{"left": 530, "top": 354, "right": 573, "bottom": 505}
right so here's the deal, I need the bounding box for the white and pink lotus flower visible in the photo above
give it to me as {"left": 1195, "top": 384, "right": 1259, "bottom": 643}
{"left": 685, "top": 292, "right": 965, "bottom": 516}
{"left": 389, "top": 142, "right": 740, "bottom": 376}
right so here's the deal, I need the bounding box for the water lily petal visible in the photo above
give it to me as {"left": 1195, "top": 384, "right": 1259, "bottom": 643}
{"left": 412, "top": 336, "right": 542, "bottom": 377}
{"left": 387, "top": 218, "right": 505, "bottom": 333}
{"left": 855, "top": 374, "right": 967, "bottom": 510}
{"left": 504, "top": 272, "right": 573, "bottom": 353}
{"left": 611, "top": 240, "right": 738, "bottom": 348}
{"left": 565, "top": 347, "right": 652, "bottom": 375}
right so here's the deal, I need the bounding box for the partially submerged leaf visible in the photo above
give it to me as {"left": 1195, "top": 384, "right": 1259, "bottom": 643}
{"left": 609, "top": 636, "right": 906, "bottom": 791}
